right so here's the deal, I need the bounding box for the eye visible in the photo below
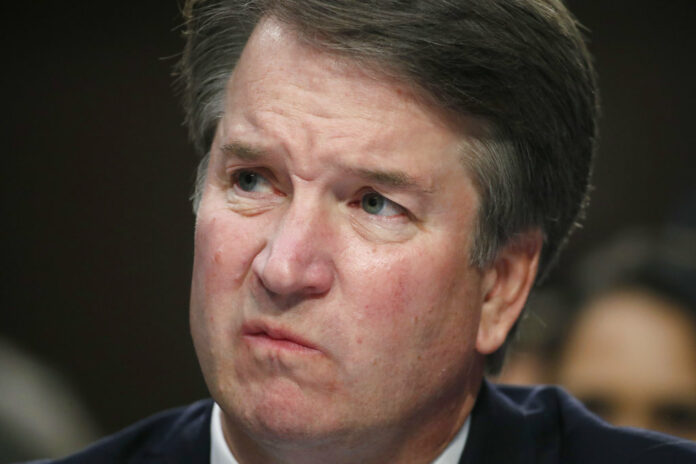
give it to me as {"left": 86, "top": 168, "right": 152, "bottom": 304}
{"left": 233, "top": 170, "right": 273, "bottom": 193}
{"left": 360, "top": 192, "right": 406, "bottom": 217}
{"left": 654, "top": 403, "right": 696, "bottom": 431}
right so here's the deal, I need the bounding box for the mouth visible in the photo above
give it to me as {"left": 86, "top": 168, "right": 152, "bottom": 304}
{"left": 241, "top": 321, "right": 321, "bottom": 354}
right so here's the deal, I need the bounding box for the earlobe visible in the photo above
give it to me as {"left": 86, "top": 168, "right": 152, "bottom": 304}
{"left": 476, "top": 229, "right": 542, "bottom": 355}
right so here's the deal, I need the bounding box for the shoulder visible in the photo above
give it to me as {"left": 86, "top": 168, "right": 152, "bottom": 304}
{"left": 469, "top": 381, "right": 696, "bottom": 464}
{"left": 30, "top": 399, "right": 214, "bottom": 464}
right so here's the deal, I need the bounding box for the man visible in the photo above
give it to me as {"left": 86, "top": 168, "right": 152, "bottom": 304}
{"left": 37, "top": 0, "right": 696, "bottom": 463}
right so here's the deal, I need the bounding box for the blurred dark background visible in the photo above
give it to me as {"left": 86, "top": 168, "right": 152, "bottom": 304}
{"left": 2, "top": 0, "right": 695, "bottom": 443}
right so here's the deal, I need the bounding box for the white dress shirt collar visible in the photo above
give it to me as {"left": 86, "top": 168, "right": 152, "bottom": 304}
{"left": 211, "top": 402, "right": 471, "bottom": 464}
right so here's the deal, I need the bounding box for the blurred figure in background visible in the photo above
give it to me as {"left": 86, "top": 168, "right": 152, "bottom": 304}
{"left": 0, "top": 339, "right": 101, "bottom": 461}
{"left": 497, "top": 222, "right": 696, "bottom": 441}
{"left": 558, "top": 225, "right": 696, "bottom": 440}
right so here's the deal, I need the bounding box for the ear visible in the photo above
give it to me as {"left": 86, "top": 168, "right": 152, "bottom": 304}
{"left": 476, "top": 229, "right": 543, "bottom": 355}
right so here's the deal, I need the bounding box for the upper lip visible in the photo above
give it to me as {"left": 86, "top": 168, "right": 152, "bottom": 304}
{"left": 241, "top": 320, "right": 320, "bottom": 351}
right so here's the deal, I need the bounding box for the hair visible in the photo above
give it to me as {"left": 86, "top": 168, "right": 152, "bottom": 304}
{"left": 175, "top": 0, "right": 599, "bottom": 374}
{"left": 573, "top": 226, "right": 696, "bottom": 320}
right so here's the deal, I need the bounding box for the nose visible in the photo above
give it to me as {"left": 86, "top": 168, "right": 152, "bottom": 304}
{"left": 251, "top": 198, "right": 335, "bottom": 300}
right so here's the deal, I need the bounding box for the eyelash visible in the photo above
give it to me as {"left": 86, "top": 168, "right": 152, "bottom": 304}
{"left": 349, "top": 190, "right": 409, "bottom": 219}
{"left": 229, "top": 169, "right": 276, "bottom": 194}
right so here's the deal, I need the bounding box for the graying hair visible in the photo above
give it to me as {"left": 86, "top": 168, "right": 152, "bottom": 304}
{"left": 176, "top": 0, "right": 599, "bottom": 373}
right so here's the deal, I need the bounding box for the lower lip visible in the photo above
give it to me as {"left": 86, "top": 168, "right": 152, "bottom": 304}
{"left": 243, "top": 333, "right": 320, "bottom": 354}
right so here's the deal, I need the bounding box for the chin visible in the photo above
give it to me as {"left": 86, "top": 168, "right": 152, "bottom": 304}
{"left": 220, "top": 379, "right": 350, "bottom": 445}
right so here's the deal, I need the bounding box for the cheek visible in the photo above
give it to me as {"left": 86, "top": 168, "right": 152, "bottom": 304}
{"left": 189, "top": 209, "right": 270, "bottom": 352}
{"left": 191, "top": 210, "right": 266, "bottom": 322}
{"left": 344, "top": 243, "right": 477, "bottom": 348}
{"left": 190, "top": 210, "right": 267, "bottom": 371}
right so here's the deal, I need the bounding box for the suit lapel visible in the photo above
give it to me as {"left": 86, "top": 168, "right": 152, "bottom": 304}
{"left": 458, "top": 380, "right": 537, "bottom": 464}
{"left": 147, "top": 399, "right": 213, "bottom": 464}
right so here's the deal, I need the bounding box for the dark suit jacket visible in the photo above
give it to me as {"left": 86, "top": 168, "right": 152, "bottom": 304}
{"left": 33, "top": 381, "right": 696, "bottom": 463}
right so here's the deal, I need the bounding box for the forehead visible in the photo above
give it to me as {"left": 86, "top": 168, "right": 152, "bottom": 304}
{"left": 232, "top": 17, "right": 419, "bottom": 114}
{"left": 221, "top": 17, "right": 475, "bottom": 167}
{"left": 561, "top": 290, "right": 696, "bottom": 394}
{"left": 211, "top": 19, "right": 490, "bottom": 221}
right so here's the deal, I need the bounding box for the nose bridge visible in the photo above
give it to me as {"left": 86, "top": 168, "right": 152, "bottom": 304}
{"left": 253, "top": 190, "right": 334, "bottom": 296}
{"left": 277, "top": 194, "right": 327, "bottom": 259}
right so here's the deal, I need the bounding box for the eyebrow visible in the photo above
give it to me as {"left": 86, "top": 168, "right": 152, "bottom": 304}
{"left": 220, "top": 140, "right": 432, "bottom": 194}
{"left": 347, "top": 166, "right": 432, "bottom": 193}
{"left": 220, "top": 141, "right": 267, "bottom": 161}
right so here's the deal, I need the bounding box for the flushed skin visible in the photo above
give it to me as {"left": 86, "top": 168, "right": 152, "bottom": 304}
{"left": 189, "top": 18, "right": 539, "bottom": 464}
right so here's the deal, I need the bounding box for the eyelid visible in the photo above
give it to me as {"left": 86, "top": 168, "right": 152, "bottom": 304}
{"left": 374, "top": 195, "right": 406, "bottom": 216}
{"left": 227, "top": 164, "right": 271, "bottom": 178}
{"left": 228, "top": 167, "right": 282, "bottom": 196}
{"left": 356, "top": 188, "right": 412, "bottom": 220}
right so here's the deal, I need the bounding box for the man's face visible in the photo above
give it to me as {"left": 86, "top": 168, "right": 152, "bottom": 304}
{"left": 190, "top": 18, "right": 489, "bottom": 450}
{"left": 558, "top": 289, "right": 696, "bottom": 440}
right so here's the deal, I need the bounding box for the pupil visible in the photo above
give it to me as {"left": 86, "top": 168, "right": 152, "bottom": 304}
{"left": 239, "top": 172, "right": 257, "bottom": 191}
{"left": 362, "top": 193, "right": 384, "bottom": 214}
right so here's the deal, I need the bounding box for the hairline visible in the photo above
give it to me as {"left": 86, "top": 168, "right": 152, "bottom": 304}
{"left": 190, "top": 16, "right": 514, "bottom": 270}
